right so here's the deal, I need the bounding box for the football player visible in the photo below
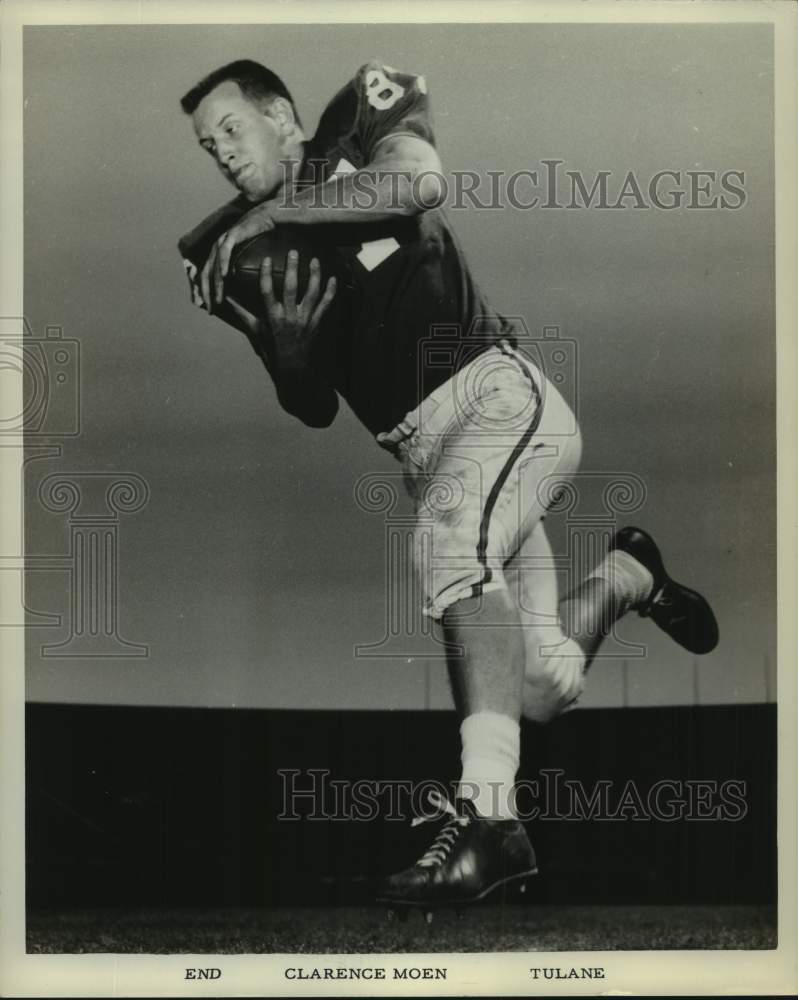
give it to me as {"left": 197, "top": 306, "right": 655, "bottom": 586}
{"left": 179, "top": 60, "right": 719, "bottom": 916}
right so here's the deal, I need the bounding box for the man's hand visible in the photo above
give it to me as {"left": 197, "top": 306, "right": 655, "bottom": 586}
{"left": 200, "top": 199, "right": 279, "bottom": 310}
{"left": 225, "top": 251, "right": 339, "bottom": 429}
{"left": 225, "top": 251, "right": 337, "bottom": 370}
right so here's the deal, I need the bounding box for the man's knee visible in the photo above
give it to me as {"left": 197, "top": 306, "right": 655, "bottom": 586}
{"left": 417, "top": 537, "right": 510, "bottom": 621}
{"left": 522, "top": 634, "right": 585, "bottom": 723}
{"left": 440, "top": 584, "right": 517, "bottom": 625}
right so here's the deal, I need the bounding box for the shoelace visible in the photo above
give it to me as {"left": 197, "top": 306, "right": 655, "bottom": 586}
{"left": 410, "top": 790, "right": 470, "bottom": 868}
{"left": 641, "top": 585, "right": 669, "bottom": 617}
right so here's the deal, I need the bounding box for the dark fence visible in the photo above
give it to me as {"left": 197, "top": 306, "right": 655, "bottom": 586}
{"left": 26, "top": 702, "right": 776, "bottom": 909}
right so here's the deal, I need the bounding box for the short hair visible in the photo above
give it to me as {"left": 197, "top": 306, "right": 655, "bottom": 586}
{"left": 180, "top": 59, "right": 302, "bottom": 127}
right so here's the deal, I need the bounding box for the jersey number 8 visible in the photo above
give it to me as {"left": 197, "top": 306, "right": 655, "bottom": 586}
{"left": 365, "top": 68, "right": 405, "bottom": 111}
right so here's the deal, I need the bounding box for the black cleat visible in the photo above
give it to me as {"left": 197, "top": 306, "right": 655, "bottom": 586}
{"left": 377, "top": 794, "right": 537, "bottom": 915}
{"left": 611, "top": 526, "right": 719, "bottom": 654}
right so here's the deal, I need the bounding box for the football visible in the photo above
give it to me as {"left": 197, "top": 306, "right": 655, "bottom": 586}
{"left": 227, "top": 224, "right": 338, "bottom": 318}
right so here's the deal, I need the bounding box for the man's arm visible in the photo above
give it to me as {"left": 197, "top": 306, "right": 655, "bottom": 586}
{"left": 275, "top": 133, "right": 445, "bottom": 223}
{"left": 226, "top": 254, "right": 339, "bottom": 429}
{"left": 261, "top": 347, "right": 340, "bottom": 429}
{"left": 207, "top": 135, "right": 443, "bottom": 307}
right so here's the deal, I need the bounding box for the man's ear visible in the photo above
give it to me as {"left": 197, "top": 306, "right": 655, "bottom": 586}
{"left": 265, "top": 96, "right": 296, "bottom": 135}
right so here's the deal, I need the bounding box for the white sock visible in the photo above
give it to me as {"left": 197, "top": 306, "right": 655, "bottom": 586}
{"left": 587, "top": 549, "right": 654, "bottom": 618}
{"left": 458, "top": 711, "right": 520, "bottom": 820}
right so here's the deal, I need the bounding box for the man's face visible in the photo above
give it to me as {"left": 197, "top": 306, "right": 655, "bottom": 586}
{"left": 192, "top": 81, "right": 289, "bottom": 203}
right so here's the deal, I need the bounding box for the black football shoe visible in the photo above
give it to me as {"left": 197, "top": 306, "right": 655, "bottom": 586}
{"left": 611, "top": 526, "right": 719, "bottom": 654}
{"left": 377, "top": 794, "right": 537, "bottom": 920}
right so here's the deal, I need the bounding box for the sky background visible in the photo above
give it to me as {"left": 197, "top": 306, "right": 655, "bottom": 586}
{"left": 22, "top": 22, "right": 774, "bottom": 708}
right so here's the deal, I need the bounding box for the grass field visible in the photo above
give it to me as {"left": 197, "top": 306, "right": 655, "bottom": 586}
{"left": 27, "top": 903, "right": 776, "bottom": 954}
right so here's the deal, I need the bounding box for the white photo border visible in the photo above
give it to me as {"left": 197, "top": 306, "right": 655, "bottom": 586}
{"left": 1, "top": 0, "right": 796, "bottom": 996}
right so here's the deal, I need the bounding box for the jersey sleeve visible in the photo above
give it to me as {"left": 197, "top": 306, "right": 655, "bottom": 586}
{"left": 352, "top": 61, "right": 435, "bottom": 161}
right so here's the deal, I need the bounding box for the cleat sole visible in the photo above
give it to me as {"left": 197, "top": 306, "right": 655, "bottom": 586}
{"left": 376, "top": 865, "right": 538, "bottom": 913}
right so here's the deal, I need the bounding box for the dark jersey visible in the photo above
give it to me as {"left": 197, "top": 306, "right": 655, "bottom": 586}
{"left": 179, "top": 61, "right": 516, "bottom": 435}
